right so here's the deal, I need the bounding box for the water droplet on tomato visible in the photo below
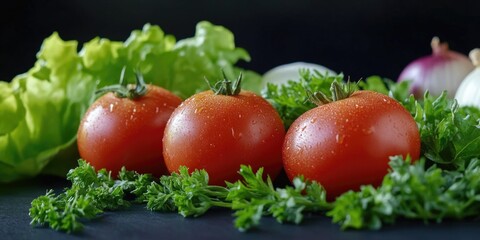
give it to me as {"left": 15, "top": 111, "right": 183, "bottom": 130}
{"left": 194, "top": 107, "right": 205, "bottom": 114}
{"left": 238, "top": 114, "right": 242, "bottom": 118}
{"left": 335, "top": 134, "right": 345, "bottom": 144}
{"left": 362, "top": 126, "right": 375, "bottom": 135}
{"left": 109, "top": 104, "right": 114, "bottom": 112}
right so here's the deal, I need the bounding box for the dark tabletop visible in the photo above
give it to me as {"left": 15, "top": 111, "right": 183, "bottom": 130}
{"left": 1, "top": 176, "right": 479, "bottom": 240}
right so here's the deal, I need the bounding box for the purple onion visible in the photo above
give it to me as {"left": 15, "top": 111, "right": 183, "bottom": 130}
{"left": 398, "top": 37, "right": 474, "bottom": 98}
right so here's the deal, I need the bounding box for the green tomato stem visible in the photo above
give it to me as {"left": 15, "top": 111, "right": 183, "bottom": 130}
{"left": 95, "top": 67, "right": 148, "bottom": 100}
{"left": 205, "top": 71, "right": 243, "bottom": 96}
{"left": 308, "top": 80, "right": 356, "bottom": 106}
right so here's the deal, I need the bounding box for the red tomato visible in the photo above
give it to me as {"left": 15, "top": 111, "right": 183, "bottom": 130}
{"left": 163, "top": 90, "right": 285, "bottom": 186}
{"left": 282, "top": 90, "right": 420, "bottom": 200}
{"left": 77, "top": 85, "right": 182, "bottom": 177}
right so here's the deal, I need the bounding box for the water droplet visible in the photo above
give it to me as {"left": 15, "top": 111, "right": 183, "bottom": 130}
{"left": 194, "top": 107, "right": 205, "bottom": 114}
{"left": 355, "top": 104, "right": 359, "bottom": 108}
{"left": 109, "top": 104, "right": 114, "bottom": 112}
{"left": 238, "top": 114, "right": 242, "bottom": 118}
{"left": 335, "top": 134, "right": 345, "bottom": 144}
{"left": 362, "top": 126, "right": 375, "bottom": 134}
{"left": 155, "top": 107, "right": 159, "bottom": 113}
{"left": 209, "top": 143, "right": 216, "bottom": 148}
{"left": 252, "top": 120, "right": 257, "bottom": 124}
{"left": 310, "top": 117, "right": 317, "bottom": 123}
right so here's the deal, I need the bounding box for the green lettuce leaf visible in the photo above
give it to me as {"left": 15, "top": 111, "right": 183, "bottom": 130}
{"left": 0, "top": 82, "right": 25, "bottom": 135}
{"left": 0, "top": 21, "right": 260, "bottom": 182}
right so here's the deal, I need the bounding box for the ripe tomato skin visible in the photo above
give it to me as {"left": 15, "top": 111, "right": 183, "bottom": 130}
{"left": 163, "top": 90, "right": 285, "bottom": 186}
{"left": 283, "top": 90, "right": 420, "bottom": 199}
{"left": 77, "top": 85, "right": 182, "bottom": 177}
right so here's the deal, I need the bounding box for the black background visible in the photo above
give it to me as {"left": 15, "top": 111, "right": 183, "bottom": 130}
{"left": 1, "top": 0, "right": 480, "bottom": 82}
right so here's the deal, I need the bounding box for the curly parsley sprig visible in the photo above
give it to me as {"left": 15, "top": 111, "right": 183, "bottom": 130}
{"left": 29, "top": 160, "right": 146, "bottom": 233}
{"left": 29, "top": 161, "right": 331, "bottom": 233}
{"left": 328, "top": 156, "right": 480, "bottom": 230}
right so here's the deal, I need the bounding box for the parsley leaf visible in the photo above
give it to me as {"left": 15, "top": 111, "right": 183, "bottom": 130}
{"left": 328, "top": 156, "right": 480, "bottom": 230}
{"left": 227, "top": 165, "right": 331, "bottom": 231}
{"left": 145, "top": 166, "right": 230, "bottom": 217}
{"left": 400, "top": 92, "right": 480, "bottom": 169}
{"left": 29, "top": 160, "right": 150, "bottom": 233}
{"left": 262, "top": 70, "right": 342, "bottom": 129}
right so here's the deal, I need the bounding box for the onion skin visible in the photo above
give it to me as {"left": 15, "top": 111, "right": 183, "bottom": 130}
{"left": 398, "top": 37, "right": 474, "bottom": 98}
{"left": 455, "top": 48, "right": 480, "bottom": 108}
